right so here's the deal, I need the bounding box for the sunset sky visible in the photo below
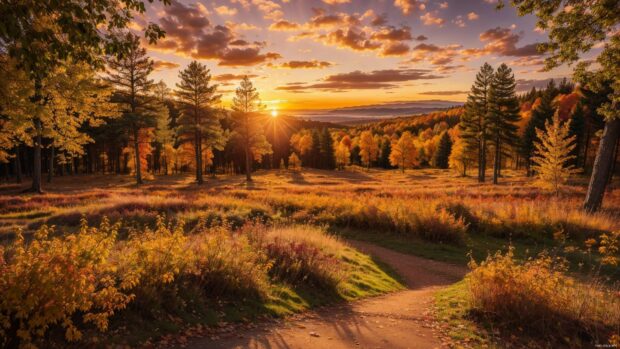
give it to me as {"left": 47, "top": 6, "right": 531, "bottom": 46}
{"left": 135, "top": 0, "right": 587, "bottom": 110}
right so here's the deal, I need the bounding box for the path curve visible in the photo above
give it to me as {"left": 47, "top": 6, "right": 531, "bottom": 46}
{"left": 180, "top": 241, "right": 467, "bottom": 349}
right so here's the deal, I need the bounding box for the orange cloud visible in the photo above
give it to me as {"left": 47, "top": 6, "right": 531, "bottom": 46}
{"left": 272, "top": 60, "right": 334, "bottom": 69}
{"left": 152, "top": 59, "right": 180, "bottom": 71}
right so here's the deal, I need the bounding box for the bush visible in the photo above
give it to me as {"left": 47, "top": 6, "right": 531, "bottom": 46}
{"left": 256, "top": 225, "right": 346, "bottom": 290}
{"left": 468, "top": 248, "right": 620, "bottom": 347}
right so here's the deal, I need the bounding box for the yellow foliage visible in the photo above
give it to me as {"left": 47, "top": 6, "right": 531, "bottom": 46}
{"left": 389, "top": 131, "right": 418, "bottom": 172}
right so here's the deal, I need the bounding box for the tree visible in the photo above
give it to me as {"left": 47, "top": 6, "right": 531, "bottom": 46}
{"left": 231, "top": 76, "right": 271, "bottom": 181}
{"left": 568, "top": 101, "right": 586, "bottom": 169}
{"left": 460, "top": 63, "right": 494, "bottom": 182}
{"left": 320, "top": 128, "right": 336, "bottom": 170}
{"left": 335, "top": 139, "right": 351, "bottom": 170}
{"left": 389, "top": 131, "right": 418, "bottom": 172}
{"left": 106, "top": 33, "right": 159, "bottom": 185}
{"left": 288, "top": 152, "right": 301, "bottom": 171}
{"left": 432, "top": 132, "right": 452, "bottom": 169}
{"left": 501, "top": 0, "right": 620, "bottom": 212}
{"left": 488, "top": 63, "right": 520, "bottom": 184}
{"left": 175, "top": 61, "right": 224, "bottom": 184}
{"left": 310, "top": 129, "right": 321, "bottom": 168}
{"left": 379, "top": 138, "right": 392, "bottom": 169}
{"left": 449, "top": 132, "right": 475, "bottom": 176}
{"left": 0, "top": 0, "right": 167, "bottom": 192}
{"left": 359, "top": 131, "right": 379, "bottom": 168}
{"left": 152, "top": 81, "right": 174, "bottom": 175}
{"left": 521, "top": 82, "right": 556, "bottom": 176}
{"left": 531, "top": 114, "right": 578, "bottom": 196}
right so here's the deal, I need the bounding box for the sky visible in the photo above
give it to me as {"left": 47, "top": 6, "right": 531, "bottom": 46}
{"left": 134, "top": 0, "right": 581, "bottom": 111}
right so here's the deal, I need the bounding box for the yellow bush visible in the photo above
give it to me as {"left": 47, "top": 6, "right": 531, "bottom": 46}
{"left": 468, "top": 248, "right": 620, "bottom": 346}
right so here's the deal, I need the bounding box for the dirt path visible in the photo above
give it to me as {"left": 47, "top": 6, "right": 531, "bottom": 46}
{"left": 181, "top": 241, "right": 467, "bottom": 349}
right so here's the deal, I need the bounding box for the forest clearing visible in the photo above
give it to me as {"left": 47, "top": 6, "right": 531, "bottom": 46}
{"left": 1, "top": 0, "right": 620, "bottom": 348}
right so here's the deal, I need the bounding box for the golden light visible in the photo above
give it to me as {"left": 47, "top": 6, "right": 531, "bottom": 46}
{"left": 271, "top": 109, "right": 278, "bottom": 118}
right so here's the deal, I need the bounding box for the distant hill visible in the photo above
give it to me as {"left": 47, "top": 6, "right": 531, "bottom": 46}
{"left": 289, "top": 100, "right": 464, "bottom": 123}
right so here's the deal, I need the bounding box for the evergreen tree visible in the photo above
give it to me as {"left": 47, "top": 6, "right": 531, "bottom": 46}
{"left": 107, "top": 33, "right": 158, "bottom": 185}
{"left": 175, "top": 61, "right": 225, "bottom": 184}
{"left": 350, "top": 144, "right": 361, "bottom": 165}
{"left": 568, "top": 101, "right": 586, "bottom": 168}
{"left": 231, "top": 76, "right": 272, "bottom": 181}
{"left": 310, "top": 129, "right": 321, "bottom": 168}
{"left": 379, "top": 139, "right": 392, "bottom": 169}
{"left": 531, "top": 114, "right": 578, "bottom": 196}
{"left": 460, "top": 63, "right": 494, "bottom": 182}
{"left": 432, "top": 132, "right": 452, "bottom": 169}
{"left": 319, "top": 128, "right": 336, "bottom": 170}
{"left": 521, "top": 82, "right": 556, "bottom": 176}
{"left": 488, "top": 63, "right": 520, "bottom": 184}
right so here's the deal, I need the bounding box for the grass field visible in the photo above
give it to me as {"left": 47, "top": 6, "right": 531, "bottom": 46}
{"left": 1, "top": 168, "right": 619, "bottom": 347}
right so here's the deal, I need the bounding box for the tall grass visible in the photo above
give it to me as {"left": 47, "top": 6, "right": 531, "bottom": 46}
{"left": 468, "top": 247, "right": 620, "bottom": 347}
{"left": 0, "top": 218, "right": 354, "bottom": 347}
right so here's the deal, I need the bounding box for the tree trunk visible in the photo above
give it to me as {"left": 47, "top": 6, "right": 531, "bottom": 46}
{"left": 47, "top": 146, "right": 54, "bottom": 183}
{"left": 195, "top": 129, "right": 203, "bottom": 184}
{"left": 493, "top": 138, "right": 500, "bottom": 185}
{"left": 15, "top": 145, "right": 22, "bottom": 184}
{"left": 479, "top": 138, "right": 486, "bottom": 182}
{"left": 133, "top": 126, "right": 143, "bottom": 185}
{"left": 607, "top": 136, "right": 619, "bottom": 188}
{"left": 245, "top": 145, "right": 252, "bottom": 182}
{"left": 31, "top": 118, "right": 43, "bottom": 193}
{"left": 583, "top": 118, "right": 620, "bottom": 212}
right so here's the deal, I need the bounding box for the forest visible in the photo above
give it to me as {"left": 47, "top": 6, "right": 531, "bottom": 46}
{"left": 0, "top": 0, "right": 619, "bottom": 348}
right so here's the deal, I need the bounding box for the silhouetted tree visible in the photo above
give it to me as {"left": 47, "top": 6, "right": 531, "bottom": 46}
{"left": 432, "top": 132, "right": 452, "bottom": 169}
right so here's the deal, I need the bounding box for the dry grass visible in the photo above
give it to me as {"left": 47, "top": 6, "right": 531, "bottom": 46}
{"left": 467, "top": 248, "right": 620, "bottom": 347}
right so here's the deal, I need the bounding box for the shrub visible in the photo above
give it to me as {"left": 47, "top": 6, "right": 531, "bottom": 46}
{"left": 0, "top": 219, "right": 132, "bottom": 347}
{"left": 257, "top": 225, "right": 346, "bottom": 290}
{"left": 468, "top": 248, "right": 620, "bottom": 347}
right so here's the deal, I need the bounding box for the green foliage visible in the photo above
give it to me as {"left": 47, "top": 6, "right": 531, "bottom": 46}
{"left": 460, "top": 63, "right": 494, "bottom": 182}
{"left": 175, "top": 61, "right": 226, "bottom": 183}
{"left": 432, "top": 132, "right": 452, "bottom": 169}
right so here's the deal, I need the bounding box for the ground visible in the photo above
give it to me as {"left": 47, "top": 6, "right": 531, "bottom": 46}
{"left": 1, "top": 168, "right": 619, "bottom": 347}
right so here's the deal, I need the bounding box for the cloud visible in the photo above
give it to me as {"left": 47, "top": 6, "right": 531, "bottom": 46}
{"left": 419, "top": 90, "right": 469, "bottom": 95}
{"left": 277, "top": 68, "right": 442, "bottom": 92}
{"left": 152, "top": 59, "right": 180, "bottom": 71}
{"left": 214, "top": 73, "right": 259, "bottom": 82}
{"left": 516, "top": 78, "right": 568, "bottom": 91}
{"left": 410, "top": 43, "right": 461, "bottom": 65}
{"left": 462, "top": 27, "right": 544, "bottom": 57}
{"left": 381, "top": 42, "right": 410, "bottom": 56}
{"left": 150, "top": 2, "right": 280, "bottom": 66}
{"left": 394, "top": 0, "right": 426, "bottom": 15}
{"left": 415, "top": 35, "right": 428, "bottom": 41}
{"left": 371, "top": 26, "right": 413, "bottom": 41}
{"left": 272, "top": 60, "right": 334, "bottom": 69}
{"left": 269, "top": 20, "right": 301, "bottom": 31}
{"left": 251, "top": 0, "right": 283, "bottom": 20}
{"left": 439, "top": 2, "right": 449, "bottom": 9}
{"left": 467, "top": 12, "right": 479, "bottom": 20}
{"left": 420, "top": 12, "right": 445, "bottom": 27}
{"left": 453, "top": 15, "right": 466, "bottom": 28}
{"left": 322, "top": 0, "right": 350, "bottom": 3}
{"left": 215, "top": 5, "right": 238, "bottom": 16}
{"left": 320, "top": 28, "right": 382, "bottom": 51}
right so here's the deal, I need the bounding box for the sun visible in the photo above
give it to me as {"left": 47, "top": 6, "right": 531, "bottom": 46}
{"left": 271, "top": 109, "right": 278, "bottom": 118}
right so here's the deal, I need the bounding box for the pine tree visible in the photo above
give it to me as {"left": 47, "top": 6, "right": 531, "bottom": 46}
{"left": 379, "top": 138, "right": 392, "bottom": 169}
{"left": 531, "top": 114, "right": 578, "bottom": 196}
{"left": 389, "top": 131, "right": 418, "bottom": 172}
{"left": 175, "top": 61, "right": 225, "bottom": 184}
{"left": 106, "top": 33, "right": 158, "bottom": 185}
{"left": 567, "top": 101, "right": 586, "bottom": 169}
{"left": 231, "top": 76, "right": 272, "bottom": 181}
{"left": 432, "top": 132, "right": 452, "bottom": 169}
{"left": 460, "top": 63, "right": 494, "bottom": 182}
{"left": 521, "top": 82, "right": 556, "bottom": 176}
{"left": 319, "top": 128, "right": 336, "bottom": 170}
{"left": 359, "top": 131, "right": 379, "bottom": 168}
{"left": 488, "top": 63, "right": 520, "bottom": 184}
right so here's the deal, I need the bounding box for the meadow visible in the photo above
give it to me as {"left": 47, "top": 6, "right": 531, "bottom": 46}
{"left": 1, "top": 168, "right": 619, "bottom": 347}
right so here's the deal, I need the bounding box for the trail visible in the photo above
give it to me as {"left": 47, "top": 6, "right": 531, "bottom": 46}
{"left": 181, "top": 241, "right": 467, "bottom": 349}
